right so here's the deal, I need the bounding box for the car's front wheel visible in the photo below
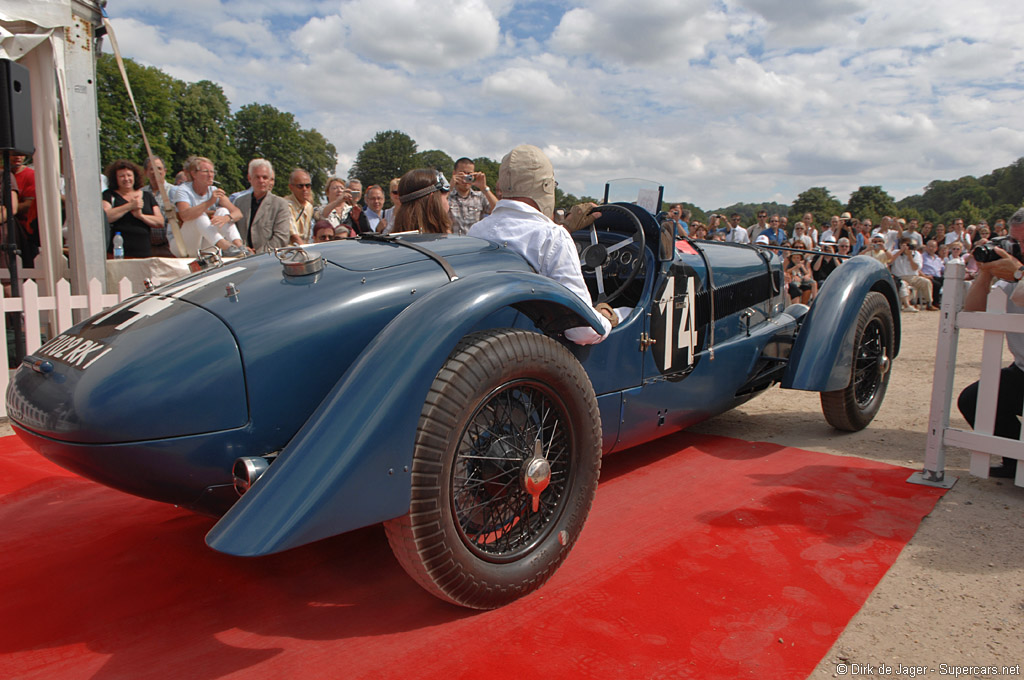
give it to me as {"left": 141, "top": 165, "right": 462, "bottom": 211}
{"left": 384, "top": 328, "right": 602, "bottom": 609}
{"left": 820, "top": 291, "right": 894, "bottom": 431}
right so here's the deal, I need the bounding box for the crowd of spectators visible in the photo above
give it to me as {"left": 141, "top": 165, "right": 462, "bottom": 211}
{"left": 86, "top": 153, "right": 507, "bottom": 258}
{"left": 6, "top": 151, "right": 1013, "bottom": 318}
{"left": 682, "top": 208, "right": 1007, "bottom": 311}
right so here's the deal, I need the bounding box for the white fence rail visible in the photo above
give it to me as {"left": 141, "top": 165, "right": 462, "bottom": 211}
{"left": 913, "top": 262, "right": 1024, "bottom": 488}
{"left": 0, "top": 278, "right": 135, "bottom": 419}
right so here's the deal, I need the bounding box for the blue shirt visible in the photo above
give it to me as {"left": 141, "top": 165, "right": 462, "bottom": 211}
{"left": 758, "top": 227, "right": 785, "bottom": 246}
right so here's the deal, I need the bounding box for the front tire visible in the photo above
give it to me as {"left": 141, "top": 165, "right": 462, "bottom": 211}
{"left": 384, "top": 329, "right": 602, "bottom": 609}
{"left": 820, "top": 291, "right": 894, "bottom": 431}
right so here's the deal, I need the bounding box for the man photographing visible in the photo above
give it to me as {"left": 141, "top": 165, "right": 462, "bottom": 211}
{"left": 957, "top": 207, "right": 1024, "bottom": 478}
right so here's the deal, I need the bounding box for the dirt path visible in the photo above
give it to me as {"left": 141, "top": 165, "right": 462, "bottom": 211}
{"left": 689, "top": 308, "right": 1024, "bottom": 678}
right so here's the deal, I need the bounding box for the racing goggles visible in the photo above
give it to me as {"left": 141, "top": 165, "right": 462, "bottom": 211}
{"left": 399, "top": 171, "right": 450, "bottom": 202}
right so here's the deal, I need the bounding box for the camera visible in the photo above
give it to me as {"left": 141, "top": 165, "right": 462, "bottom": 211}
{"left": 845, "top": 219, "right": 855, "bottom": 227}
{"left": 972, "top": 236, "right": 1021, "bottom": 263}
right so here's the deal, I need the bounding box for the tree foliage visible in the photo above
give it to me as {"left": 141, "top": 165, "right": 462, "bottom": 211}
{"left": 167, "top": 81, "right": 244, "bottom": 192}
{"left": 412, "top": 149, "right": 454, "bottom": 178}
{"left": 96, "top": 54, "right": 179, "bottom": 172}
{"left": 348, "top": 130, "right": 418, "bottom": 191}
{"left": 710, "top": 201, "right": 789, "bottom": 225}
{"left": 96, "top": 55, "right": 335, "bottom": 196}
{"left": 471, "top": 156, "right": 500, "bottom": 192}
{"left": 846, "top": 186, "right": 896, "bottom": 224}
{"left": 790, "top": 187, "right": 843, "bottom": 223}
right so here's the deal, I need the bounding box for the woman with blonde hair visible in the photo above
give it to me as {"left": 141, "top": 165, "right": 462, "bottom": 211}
{"left": 172, "top": 155, "right": 244, "bottom": 257}
{"left": 393, "top": 169, "right": 453, "bottom": 234}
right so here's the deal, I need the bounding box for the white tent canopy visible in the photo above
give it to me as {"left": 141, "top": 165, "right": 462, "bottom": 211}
{"left": 0, "top": 0, "right": 106, "bottom": 299}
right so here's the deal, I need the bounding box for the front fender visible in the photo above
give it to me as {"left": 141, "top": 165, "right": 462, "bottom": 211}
{"left": 206, "top": 271, "right": 605, "bottom": 556}
{"left": 781, "top": 256, "right": 900, "bottom": 392}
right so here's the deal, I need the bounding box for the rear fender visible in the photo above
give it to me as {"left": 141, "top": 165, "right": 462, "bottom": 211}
{"left": 205, "top": 271, "right": 604, "bottom": 556}
{"left": 781, "top": 256, "right": 900, "bottom": 392}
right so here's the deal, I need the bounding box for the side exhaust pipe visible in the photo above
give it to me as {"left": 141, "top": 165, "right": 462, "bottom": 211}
{"left": 233, "top": 454, "right": 277, "bottom": 496}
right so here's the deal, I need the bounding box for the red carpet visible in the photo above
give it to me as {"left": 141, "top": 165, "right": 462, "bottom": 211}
{"left": 0, "top": 432, "right": 945, "bottom": 680}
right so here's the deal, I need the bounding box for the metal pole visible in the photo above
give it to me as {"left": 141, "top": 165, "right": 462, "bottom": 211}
{"left": 2, "top": 149, "right": 25, "bottom": 361}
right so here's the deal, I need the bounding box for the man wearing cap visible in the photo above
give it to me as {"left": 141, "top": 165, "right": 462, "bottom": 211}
{"left": 468, "top": 145, "right": 617, "bottom": 345}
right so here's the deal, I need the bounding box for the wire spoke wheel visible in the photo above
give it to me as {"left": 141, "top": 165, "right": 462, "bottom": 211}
{"left": 852, "top": 317, "right": 886, "bottom": 408}
{"left": 821, "top": 291, "right": 894, "bottom": 431}
{"left": 384, "top": 329, "right": 601, "bottom": 609}
{"left": 453, "top": 381, "right": 571, "bottom": 562}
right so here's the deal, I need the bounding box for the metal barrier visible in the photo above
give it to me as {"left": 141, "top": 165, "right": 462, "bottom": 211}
{"left": 0, "top": 277, "right": 134, "bottom": 419}
{"left": 911, "top": 262, "right": 1024, "bottom": 488}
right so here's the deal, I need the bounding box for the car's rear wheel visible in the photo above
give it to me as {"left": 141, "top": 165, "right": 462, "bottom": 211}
{"left": 820, "top": 291, "right": 894, "bottom": 431}
{"left": 384, "top": 328, "right": 602, "bottom": 609}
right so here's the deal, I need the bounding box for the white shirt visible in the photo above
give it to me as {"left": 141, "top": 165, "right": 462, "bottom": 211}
{"left": 725, "top": 226, "right": 750, "bottom": 244}
{"left": 945, "top": 230, "right": 971, "bottom": 247}
{"left": 890, "top": 249, "right": 923, "bottom": 278}
{"left": 469, "top": 200, "right": 611, "bottom": 345}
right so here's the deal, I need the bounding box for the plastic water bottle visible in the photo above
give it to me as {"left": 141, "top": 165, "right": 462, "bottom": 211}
{"left": 113, "top": 232, "right": 124, "bottom": 259}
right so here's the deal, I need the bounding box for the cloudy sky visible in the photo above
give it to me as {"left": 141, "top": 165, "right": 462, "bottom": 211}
{"left": 106, "top": 0, "right": 1024, "bottom": 209}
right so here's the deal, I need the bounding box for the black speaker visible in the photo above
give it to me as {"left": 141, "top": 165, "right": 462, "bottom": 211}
{"left": 0, "top": 59, "right": 34, "bottom": 154}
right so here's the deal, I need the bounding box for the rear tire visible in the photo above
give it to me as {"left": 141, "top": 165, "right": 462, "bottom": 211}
{"left": 820, "top": 291, "right": 894, "bottom": 431}
{"left": 384, "top": 329, "right": 602, "bottom": 609}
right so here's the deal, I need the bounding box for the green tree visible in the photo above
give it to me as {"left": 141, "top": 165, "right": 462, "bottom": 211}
{"left": 412, "top": 149, "right": 454, "bottom": 179}
{"left": 294, "top": 128, "right": 338, "bottom": 198}
{"left": 989, "top": 203, "right": 1020, "bottom": 226}
{"left": 944, "top": 200, "right": 984, "bottom": 227}
{"left": 471, "top": 156, "right": 500, "bottom": 191}
{"left": 168, "top": 81, "right": 243, "bottom": 192}
{"left": 790, "top": 187, "right": 843, "bottom": 224}
{"left": 96, "top": 54, "right": 180, "bottom": 171}
{"left": 349, "top": 130, "right": 418, "bottom": 191}
{"left": 232, "top": 103, "right": 305, "bottom": 193}
{"left": 846, "top": 186, "right": 896, "bottom": 224}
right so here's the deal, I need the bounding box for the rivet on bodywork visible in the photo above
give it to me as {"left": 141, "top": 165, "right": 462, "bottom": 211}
{"left": 411, "top": 289, "right": 416, "bottom": 294}
{"left": 388, "top": 468, "right": 394, "bottom": 475}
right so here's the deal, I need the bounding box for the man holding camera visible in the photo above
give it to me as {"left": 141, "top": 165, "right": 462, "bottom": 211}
{"left": 449, "top": 157, "right": 497, "bottom": 235}
{"left": 957, "top": 207, "right": 1024, "bottom": 478}
{"left": 891, "top": 237, "right": 938, "bottom": 310}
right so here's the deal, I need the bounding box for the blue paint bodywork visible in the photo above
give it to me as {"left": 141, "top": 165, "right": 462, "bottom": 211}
{"left": 7, "top": 206, "right": 899, "bottom": 558}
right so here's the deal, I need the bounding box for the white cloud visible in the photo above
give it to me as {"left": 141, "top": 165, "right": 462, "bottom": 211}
{"left": 551, "top": 0, "right": 730, "bottom": 65}
{"left": 336, "top": 0, "right": 501, "bottom": 71}
{"left": 102, "top": 1, "right": 1024, "bottom": 209}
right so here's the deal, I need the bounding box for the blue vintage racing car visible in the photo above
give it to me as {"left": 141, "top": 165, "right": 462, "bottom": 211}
{"left": 7, "top": 180, "right": 900, "bottom": 609}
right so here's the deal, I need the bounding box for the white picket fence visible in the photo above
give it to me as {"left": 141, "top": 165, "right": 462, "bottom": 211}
{"left": 0, "top": 277, "right": 135, "bottom": 419}
{"left": 913, "top": 262, "right": 1024, "bottom": 488}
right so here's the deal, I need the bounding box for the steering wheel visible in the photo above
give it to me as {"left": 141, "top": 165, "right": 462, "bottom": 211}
{"left": 575, "top": 203, "right": 646, "bottom": 304}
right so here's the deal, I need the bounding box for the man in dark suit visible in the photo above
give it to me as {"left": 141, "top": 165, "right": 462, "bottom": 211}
{"left": 233, "top": 159, "right": 291, "bottom": 253}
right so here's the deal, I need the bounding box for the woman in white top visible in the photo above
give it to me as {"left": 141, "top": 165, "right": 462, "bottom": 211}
{"left": 172, "top": 156, "right": 244, "bottom": 257}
